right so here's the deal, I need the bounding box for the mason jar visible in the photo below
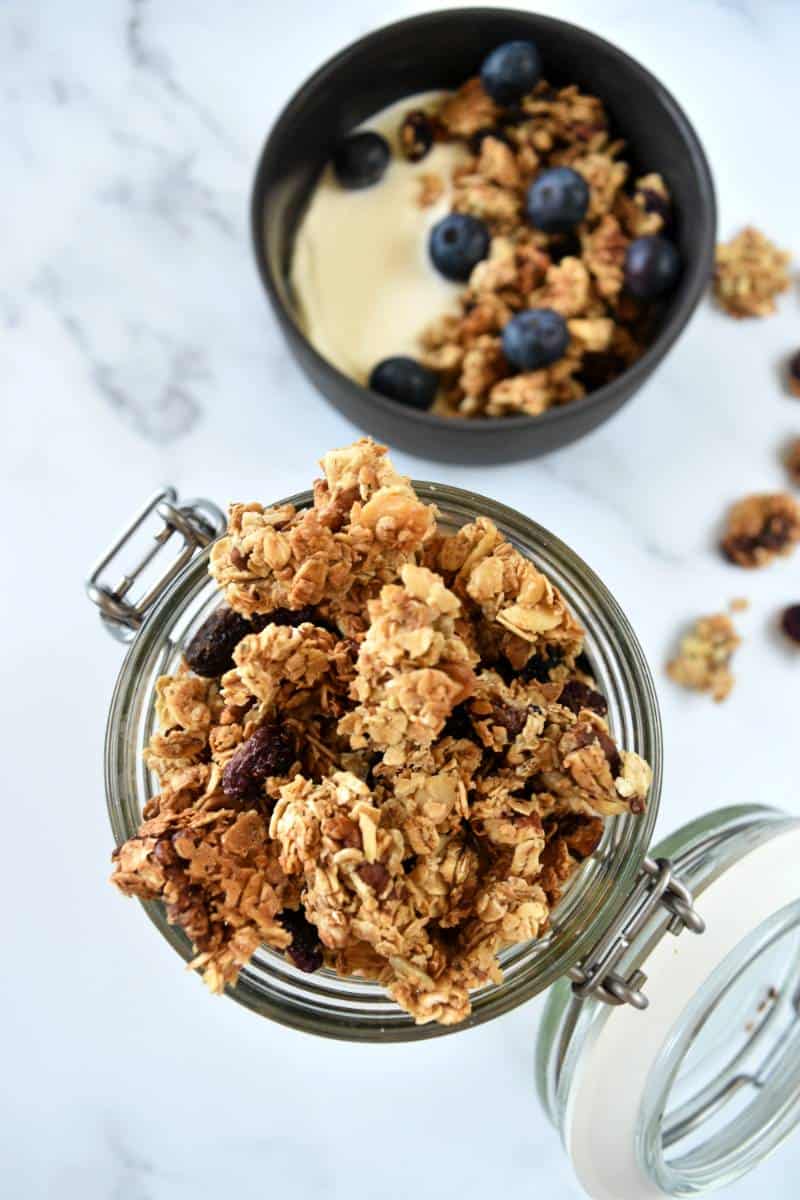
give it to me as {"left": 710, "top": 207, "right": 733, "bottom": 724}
{"left": 87, "top": 484, "right": 800, "bottom": 1197}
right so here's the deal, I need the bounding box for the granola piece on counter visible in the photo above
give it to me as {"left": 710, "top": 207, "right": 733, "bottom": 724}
{"left": 667, "top": 613, "right": 741, "bottom": 702}
{"left": 721, "top": 492, "right": 800, "bottom": 567}
{"left": 789, "top": 351, "right": 800, "bottom": 398}
{"left": 714, "top": 227, "right": 791, "bottom": 318}
{"left": 784, "top": 438, "right": 800, "bottom": 485}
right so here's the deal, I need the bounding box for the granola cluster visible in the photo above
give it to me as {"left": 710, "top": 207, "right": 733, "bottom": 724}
{"left": 403, "top": 80, "right": 672, "bottom": 417}
{"left": 721, "top": 492, "right": 800, "bottom": 568}
{"left": 111, "top": 440, "right": 650, "bottom": 1025}
{"left": 713, "top": 227, "right": 791, "bottom": 318}
{"left": 667, "top": 613, "right": 741, "bottom": 702}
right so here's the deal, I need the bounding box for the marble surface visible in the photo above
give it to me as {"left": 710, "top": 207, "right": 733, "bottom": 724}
{"left": 3, "top": 1, "right": 799, "bottom": 1196}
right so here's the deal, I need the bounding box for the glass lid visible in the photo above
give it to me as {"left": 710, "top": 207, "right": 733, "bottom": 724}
{"left": 536, "top": 804, "right": 800, "bottom": 1198}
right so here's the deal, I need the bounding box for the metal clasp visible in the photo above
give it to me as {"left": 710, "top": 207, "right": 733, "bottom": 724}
{"left": 569, "top": 856, "right": 706, "bottom": 1010}
{"left": 86, "top": 488, "right": 226, "bottom": 642}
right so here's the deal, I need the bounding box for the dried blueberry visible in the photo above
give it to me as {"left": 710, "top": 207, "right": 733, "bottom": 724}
{"left": 502, "top": 308, "right": 568, "bottom": 371}
{"left": 781, "top": 604, "right": 800, "bottom": 644}
{"left": 558, "top": 680, "right": 608, "bottom": 717}
{"left": 480, "top": 40, "right": 542, "bottom": 105}
{"left": 222, "top": 723, "right": 295, "bottom": 801}
{"left": 279, "top": 907, "right": 324, "bottom": 973}
{"left": 185, "top": 606, "right": 252, "bottom": 677}
{"left": 332, "top": 130, "right": 390, "bottom": 190}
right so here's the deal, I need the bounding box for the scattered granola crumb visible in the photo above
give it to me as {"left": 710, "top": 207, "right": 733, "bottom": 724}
{"left": 713, "top": 227, "right": 791, "bottom": 318}
{"left": 780, "top": 604, "right": 800, "bottom": 645}
{"left": 729, "top": 597, "right": 749, "bottom": 614}
{"left": 111, "top": 439, "right": 650, "bottom": 1026}
{"left": 721, "top": 492, "right": 800, "bottom": 567}
{"left": 416, "top": 172, "right": 444, "bottom": 208}
{"left": 789, "top": 351, "right": 800, "bottom": 398}
{"left": 667, "top": 614, "right": 741, "bottom": 702}
{"left": 785, "top": 438, "right": 800, "bottom": 485}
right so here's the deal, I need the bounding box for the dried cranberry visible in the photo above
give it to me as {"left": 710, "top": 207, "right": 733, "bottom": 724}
{"left": 357, "top": 862, "right": 390, "bottom": 892}
{"left": 781, "top": 604, "right": 800, "bottom": 644}
{"left": 278, "top": 907, "right": 323, "bottom": 973}
{"left": 185, "top": 606, "right": 252, "bottom": 677}
{"left": 489, "top": 702, "right": 528, "bottom": 737}
{"left": 596, "top": 729, "right": 622, "bottom": 778}
{"left": 400, "top": 109, "right": 435, "bottom": 162}
{"left": 443, "top": 702, "right": 475, "bottom": 741}
{"left": 558, "top": 680, "right": 608, "bottom": 717}
{"left": 222, "top": 723, "right": 295, "bottom": 801}
{"left": 251, "top": 606, "right": 332, "bottom": 632}
{"left": 518, "top": 644, "right": 564, "bottom": 683}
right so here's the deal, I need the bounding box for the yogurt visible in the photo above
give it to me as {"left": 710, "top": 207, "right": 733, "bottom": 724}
{"left": 289, "top": 92, "right": 469, "bottom": 387}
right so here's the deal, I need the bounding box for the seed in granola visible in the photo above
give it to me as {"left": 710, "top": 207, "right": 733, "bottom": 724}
{"left": 480, "top": 40, "right": 542, "bottom": 105}
{"left": 526, "top": 166, "right": 589, "bottom": 233}
{"left": 221, "top": 722, "right": 295, "bottom": 800}
{"left": 624, "top": 235, "right": 681, "bottom": 298}
{"left": 558, "top": 680, "right": 608, "bottom": 717}
{"left": 789, "top": 351, "right": 800, "bottom": 398}
{"left": 185, "top": 606, "right": 253, "bottom": 678}
{"left": 502, "top": 308, "right": 568, "bottom": 370}
{"left": 369, "top": 356, "right": 439, "bottom": 411}
{"left": 429, "top": 212, "right": 490, "bottom": 282}
{"left": 780, "top": 605, "right": 800, "bottom": 645}
{"left": 278, "top": 907, "right": 324, "bottom": 973}
{"left": 357, "top": 862, "right": 390, "bottom": 892}
{"left": 400, "top": 109, "right": 435, "bottom": 162}
{"left": 332, "top": 130, "right": 390, "bottom": 190}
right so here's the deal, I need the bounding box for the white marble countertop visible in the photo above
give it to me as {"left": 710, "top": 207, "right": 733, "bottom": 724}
{"left": 3, "top": 1, "right": 799, "bottom": 1196}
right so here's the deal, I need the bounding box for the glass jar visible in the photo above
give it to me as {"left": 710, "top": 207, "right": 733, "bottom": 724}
{"left": 88, "top": 484, "right": 800, "bottom": 1195}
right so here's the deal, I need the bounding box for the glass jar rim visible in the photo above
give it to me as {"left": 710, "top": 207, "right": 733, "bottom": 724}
{"left": 104, "top": 481, "right": 662, "bottom": 1041}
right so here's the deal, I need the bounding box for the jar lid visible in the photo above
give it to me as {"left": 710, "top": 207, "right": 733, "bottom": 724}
{"left": 537, "top": 806, "right": 800, "bottom": 1198}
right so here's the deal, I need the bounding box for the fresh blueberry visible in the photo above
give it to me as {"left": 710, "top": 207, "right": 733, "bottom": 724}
{"left": 502, "top": 308, "right": 569, "bottom": 371}
{"left": 429, "top": 212, "right": 490, "bottom": 282}
{"left": 480, "top": 40, "right": 542, "bottom": 105}
{"left": 369, "top": 356, "right": 439, "bottom": 410}
{"left": 332, "top": 131, "right": 390, "bottom": 189}
{"left": 624, "top": 235, "right": 681, "bottom": 298}
{"left": 526, "top": 167, "right": 589, "bottom": 233}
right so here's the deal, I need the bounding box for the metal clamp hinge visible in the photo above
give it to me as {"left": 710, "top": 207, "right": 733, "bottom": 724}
{"left": 86, "top": 488, "right": 226, "bottom": 642}
{"left": 568, "top": 856, "right": 706, "bottom": 1010}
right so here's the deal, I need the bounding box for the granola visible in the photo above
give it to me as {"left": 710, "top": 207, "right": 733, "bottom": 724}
{"left": 667, "top": 614, "right": 741, "bottom": 702}
{"left": 721, "top": 492, "right": 800, "bottom": 568}
{"left": 785, "top": 438, "right": 800, "bottom": 486}
{"left": 111, "top": 439, "right": 651, "bottom": 1025}
{"left": 713, "top": 227, "right": 791, "bottom": 318}
{"left": 402, "top": 79, "right": 675, "bottom": 417}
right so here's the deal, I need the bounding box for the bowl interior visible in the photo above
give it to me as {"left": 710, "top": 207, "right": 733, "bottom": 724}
{"left": 254, "top": 6, "right": 715, "bottom": 435}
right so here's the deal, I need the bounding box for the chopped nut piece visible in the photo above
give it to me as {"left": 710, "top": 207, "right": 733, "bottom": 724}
{"left": 667, "top": 614, "right": 741, "bottom": 702}
{"left": 416, "top": 172, "right": 444, "bottom": 208}
{"left": 110, "top": 440, "right": 649, "bottom": 1026}
{"left": 721, "top": 493, "right": 800, "bottom": 568}
{"left": 714, "top": 227, "right": 791, "bottom": 318}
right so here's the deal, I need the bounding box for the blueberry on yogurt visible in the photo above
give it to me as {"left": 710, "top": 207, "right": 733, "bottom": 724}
{"left": 332, "top": 131, "right": 391, "bottom": 189}
{"left": 369, "top": 357, "right": 439, "bottom": 410}
{"left": 502, "top": 309, "right": 569, "bottom": 371}
{"left": 429, "top": 213, "right": 490, "bottom": 282}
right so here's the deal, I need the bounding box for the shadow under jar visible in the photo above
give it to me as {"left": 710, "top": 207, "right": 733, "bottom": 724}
{"left": 90, "top": 485, "right": 800, "bottom": 1195}
{"left": 252, "top": 8, "right": 716, "bottom": 464}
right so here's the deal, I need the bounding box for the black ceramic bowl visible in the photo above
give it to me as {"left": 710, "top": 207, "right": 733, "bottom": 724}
{"left": 252, "top": 8, "right": 716, "bottom": 465}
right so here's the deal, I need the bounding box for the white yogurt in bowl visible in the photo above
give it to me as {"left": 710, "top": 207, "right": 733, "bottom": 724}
{"left": 290, "top": 92, "right": 468, "bottom": 387}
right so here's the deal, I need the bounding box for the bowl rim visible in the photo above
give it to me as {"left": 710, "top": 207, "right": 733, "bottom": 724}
{"left": 251, "top": 6, "right": 717, "bottom": 436}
